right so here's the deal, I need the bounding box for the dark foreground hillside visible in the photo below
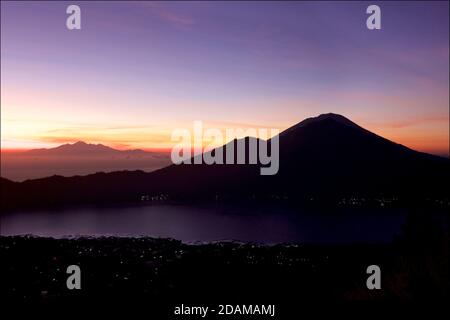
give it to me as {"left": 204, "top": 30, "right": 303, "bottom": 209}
{"left": 0, "top": 213, "right": 448, "bottom": 316}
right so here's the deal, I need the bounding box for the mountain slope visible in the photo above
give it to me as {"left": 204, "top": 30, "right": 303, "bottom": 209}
{"left": 150, "top": 113, "right": 448, "bottom": 199}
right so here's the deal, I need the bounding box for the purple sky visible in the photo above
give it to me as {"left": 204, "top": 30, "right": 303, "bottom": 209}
{"left": 1, "top": 1, "right": 449, "bottom": 155}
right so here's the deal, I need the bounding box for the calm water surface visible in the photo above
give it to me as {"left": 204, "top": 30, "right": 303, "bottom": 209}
{"left": 0, "top": 204, "right": 409, "bottom": 244}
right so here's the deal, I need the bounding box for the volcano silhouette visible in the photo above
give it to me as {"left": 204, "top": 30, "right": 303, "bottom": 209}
{"left": 1, "top": 114, "right": 448, "bottom": 210}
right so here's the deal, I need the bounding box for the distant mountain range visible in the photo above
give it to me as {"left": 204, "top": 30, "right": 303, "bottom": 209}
{"left": 22, "top": 141, "right": 150, "bottom": 156}
{"left": 1, "top": 142, "right": 170, "bottom": 182}
{"left": 1, "top": 114, "right": 448, "bottom": 210}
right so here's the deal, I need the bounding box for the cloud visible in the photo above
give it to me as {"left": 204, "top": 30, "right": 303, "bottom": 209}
{"left": 157, "top": 8, "right": 195, "bottom": 26}
{"left": 137, "top": 2, "right": 195, "bottom": 27}
{"left": 362, "top": 115, "right": 449, "bottom": 129}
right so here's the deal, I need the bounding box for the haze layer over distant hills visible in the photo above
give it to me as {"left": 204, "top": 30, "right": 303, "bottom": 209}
{"left": 1, "top": 141, "right": 170, "bottom": 181}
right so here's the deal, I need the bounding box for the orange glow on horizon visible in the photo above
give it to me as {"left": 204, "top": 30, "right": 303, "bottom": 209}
{"left": 1, "top": 129, "right": 449, "bottom": 158}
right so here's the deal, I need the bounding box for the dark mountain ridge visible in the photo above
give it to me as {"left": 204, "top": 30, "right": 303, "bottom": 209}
{"left": 1, "top": 114, "right": 448, "bottom": 211}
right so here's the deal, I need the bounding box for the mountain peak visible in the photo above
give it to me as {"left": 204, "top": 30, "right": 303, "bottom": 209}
{"left": 73, "top": 141, "right": 88, "bottom": 146}
{"left": 56, "top": 141, "right": 110, "bottom": 151}
{"left": 304, "top": 113, "right": 357, "bottom": 127}
{"left": 315, "top": 113, "right": 351, "bottom": 122}
{"left": 282, "top": 113, "right": 360, "bottom": 136}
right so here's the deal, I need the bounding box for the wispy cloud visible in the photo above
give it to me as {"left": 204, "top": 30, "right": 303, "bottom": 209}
{"left": 137, "top": 2, "right": 195, "bottom": 28}
{"left": 362, "top": 115, "right": 449, "bottom": 129}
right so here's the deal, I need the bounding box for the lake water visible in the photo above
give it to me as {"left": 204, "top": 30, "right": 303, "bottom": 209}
{"left": 0, "top": 204, "right": 409, "bottom": 244}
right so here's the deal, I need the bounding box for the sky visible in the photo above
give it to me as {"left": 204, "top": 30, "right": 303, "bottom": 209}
{"left": 1, "top": 1, "right": 449, "bottom": 156}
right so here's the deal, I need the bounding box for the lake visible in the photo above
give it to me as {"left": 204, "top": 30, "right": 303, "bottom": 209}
{"left": 0, "top": 204, "right": 412, "bottom": 244}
